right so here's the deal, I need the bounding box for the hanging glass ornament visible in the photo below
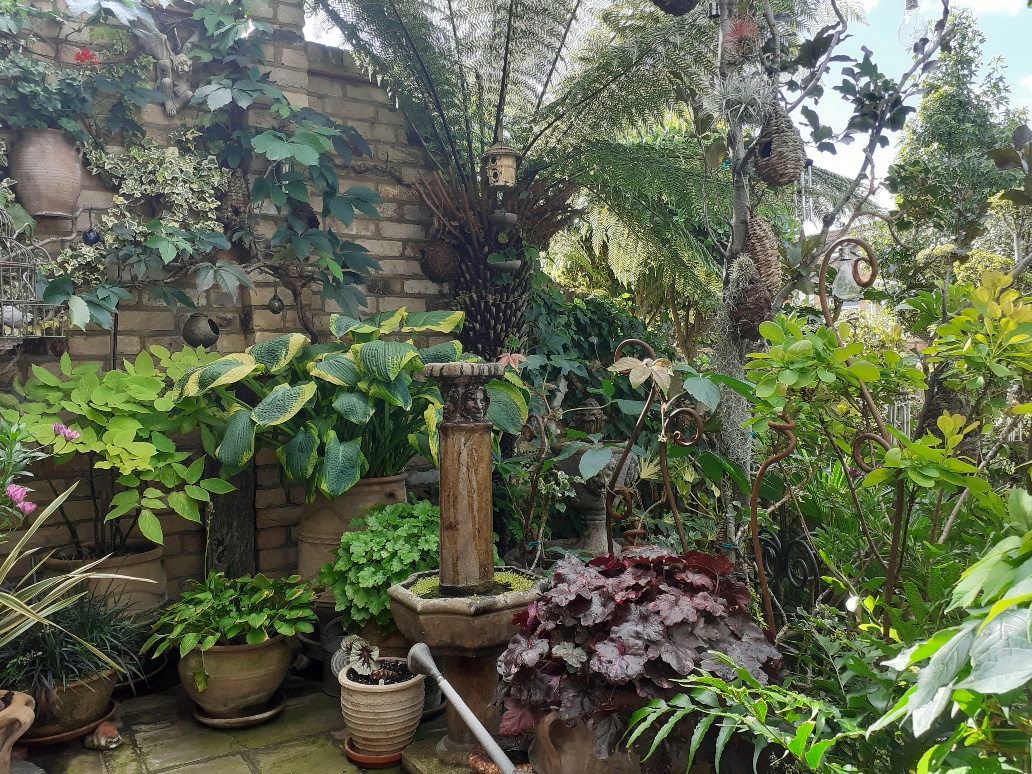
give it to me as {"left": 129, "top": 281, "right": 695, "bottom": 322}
{"left": 268, "top": 281, "right": 285, "bottom": 314}
{"left": 898, "top": 0, "right": 929, "bottom": 48}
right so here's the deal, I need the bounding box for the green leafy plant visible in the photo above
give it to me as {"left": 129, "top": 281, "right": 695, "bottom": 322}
{"left": 172, "top": 309, "right": 528, "bottom": 501}
{"left": 0, "top": 50, "right": 99, "bottom": 143}
{"left": 318, "top": 499, "right": 439, "bottom": 634}
{"left": 144, "top": 572, "right": 317, "bottom": 689}
{"left": 2, "top": 348, "right": 227, "bottom": 552}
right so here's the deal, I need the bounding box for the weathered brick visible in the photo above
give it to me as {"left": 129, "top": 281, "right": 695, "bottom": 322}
{"left": 355, "top": 239, "right": 404, "bottom": 257}
{"left": 403, "top": 279, "right": 443, "bottom": 296}
{"left": 379, "top": 221, "right": 426, "bottom": 240}
{"left": 257, "top": 506, "right": 302, "bottom": 528}
{"left": 67, "top": 335, "right": 111, "bottom": 358}
{"left": 256, "top": 487, "right": 287, "bottom": 509}
{"left": 121, "top": 310, "right": 175, "bottom": 331}
{"left": 257, "top": 526, "right": 288, "bottom": 550}
{"left": 278, "top": 46, "right": 308, "bottom": 70}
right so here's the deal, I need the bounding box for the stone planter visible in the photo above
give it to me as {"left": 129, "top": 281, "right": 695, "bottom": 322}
{"left": 22, "top": 672, "right": 115, "bottom": 742}
{"left": 9, "top": 128, "right": 83, "bottom": 218}
{"left": 297, "top": 474, "right": 408, "bottom": 601}
{"left": 45, "top": 544, "right": 167, "bottom": 615}
{"left": 339, "top": 658, "right": 424, "bottom": 759}
{"left": 0, "top": 692, "right": 35, "bottom": 774}
{"left": 178, "top": 636, "right": 290, "bottom": 720}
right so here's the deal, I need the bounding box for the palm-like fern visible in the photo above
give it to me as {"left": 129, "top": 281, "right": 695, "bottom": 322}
{"left": 312, "top": 0, "right": 718, "bottom": 356}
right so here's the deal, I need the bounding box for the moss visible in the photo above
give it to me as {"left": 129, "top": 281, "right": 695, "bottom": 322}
{"left": 409, "top": 570, "right": 537, "bottom": 598}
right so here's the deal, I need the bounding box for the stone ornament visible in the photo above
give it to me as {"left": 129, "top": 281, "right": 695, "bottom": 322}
{"left": 0, "top": 691, "right": 35, "bottom": 774}
{"left": 133, "top": 15, "right": 201, "bottom": 117}
{"left": 571, "top": 398, "right": 606, "bottom": 435}
{"left": 424, "top": 362, "right": 506, "bottom": 424}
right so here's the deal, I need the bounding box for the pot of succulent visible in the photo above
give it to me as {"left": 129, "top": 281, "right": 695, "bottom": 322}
{"left": 0, "top": 595, "right": 143, "bottom": 744}
{"left": 7, "top": 348, "right": 230, "bottom": 615}
{"left": 316, "top": 499, "right": 440, "bottom": 696}
{"left": 0, "top": 51, "right": 97, "bottom": 218}
{"left": 169, "top": 309, "right": 528, "bottom": 593}
{"left": 496, "top": 547, "right": 781, "bottom": 774}
{"left": 335, "top": 635, "right": 425, "bottom": 766}
{"left": 144, "top": 572, "right": 317, "bottom": 727}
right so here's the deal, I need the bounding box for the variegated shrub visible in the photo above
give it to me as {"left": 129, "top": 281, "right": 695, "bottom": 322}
{"left": 172, "top": 308, "right": 528, "bottom": 501}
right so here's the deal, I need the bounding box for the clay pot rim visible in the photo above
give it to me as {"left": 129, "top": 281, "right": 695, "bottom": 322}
{"left": 338, "top": 657, "right": 425, "bottom": 692}
{"left": 182, "top": 634, "right": 286, "bottom": 655}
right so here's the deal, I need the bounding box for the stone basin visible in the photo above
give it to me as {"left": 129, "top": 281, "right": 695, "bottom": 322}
{"left": 388, "top": 568, "right": 543, "bottom": 657}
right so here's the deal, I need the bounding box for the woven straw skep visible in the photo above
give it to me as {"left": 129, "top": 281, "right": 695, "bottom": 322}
{"left": 747, "top": 216, "right": 782, "bottom": 295}
{"left": 420, "top": 239, "right": 460, "bottom": 282}
{"left": 755, "top": 106, "right": 805, "bottom": 188}
{"left": 727, "top": 255, "right": 773, "bottom": 341}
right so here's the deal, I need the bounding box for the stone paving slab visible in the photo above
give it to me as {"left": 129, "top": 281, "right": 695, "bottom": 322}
{"left": 19, "top": 676, "right": 412, "bottom": 774}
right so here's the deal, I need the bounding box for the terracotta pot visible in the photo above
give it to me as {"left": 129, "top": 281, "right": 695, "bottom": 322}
{"left": 45, "top": 544, "right": 167, "bottom": 615}
{"left": 0, "top": 691, "right": 35, "bottom": 774}
{"left": 178, "top": 636, "right": 291, "bottom": 720}
{"left": 22, "top": 672, "right": 115, "bottom": 741}
{"left": 297, "top": 474, "right": 408, "bottom": 589}
{"left": 339, "top": 658, "right": 424, "bottom": 757}
{"left": 9, "top": 128, "right": 83, "bottom": 218}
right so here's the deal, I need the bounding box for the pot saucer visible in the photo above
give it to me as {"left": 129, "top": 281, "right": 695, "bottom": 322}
{"left": 192, "top": 691, "right": 285, "bottom": 729}
{"left": 19, "top": 701, "right": 117, "bottom": 745}
{"left": 343, "top": 735, "right": 402, "bottom": 768}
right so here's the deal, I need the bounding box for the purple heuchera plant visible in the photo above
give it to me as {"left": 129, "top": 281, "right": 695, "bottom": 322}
{"left": 496, "top": 547, "right": 780, "bottom": 757}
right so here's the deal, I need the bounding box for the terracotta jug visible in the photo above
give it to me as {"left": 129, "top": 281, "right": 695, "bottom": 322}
{"left": 530, "top": 713, "right": 641, "bottom": 774}
{"left": 9, "top": 128, "right": 83, "bottom": 218}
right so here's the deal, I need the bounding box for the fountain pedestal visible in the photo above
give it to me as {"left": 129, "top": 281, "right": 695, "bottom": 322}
{"left": 389, "top": 361, "right": 541, "bottom": 764}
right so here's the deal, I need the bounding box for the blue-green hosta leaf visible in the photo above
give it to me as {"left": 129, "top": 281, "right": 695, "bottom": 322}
{"left": 247, "top": 334, "right": 308, "bottom": 374}
{"left": 417, "top": 341, "right": 462, "bottom": 365}
{"left": 277, "top": 423, "right": 320, "bottom": 482}
{"left": 178, "top": 353, "right": 257, "bottom": 398}
{"left": 682, "top": 376, "right": 721, "bottom": 411}
{"left": 329, "top": 314, "right": 377, "bottom": 340}
{"left": 332, "top": 391, "right": 373, "bottom": 424}
{"left": 319, "top": 432, "right": 365, "bottom": 498}
{"left": 486, "top": 379, "right": 528, "bottom": 434}
{"left": 579, "top": 447, "right": 614, "bottom": 480}
{"left": 308, "top": 353, "right": 360, "bottom": 387}
{"left": 359, "top": 340, "right": 419, "bottom": 381}
{"left": 364, "top": 373, "right": 412, "bottom": 409}
{"left": 217, "top": 407, "right": 256, "bottom": 467}
{"left": 401, "top": 310, "right": 464, "bottom": 333}
{"left": 251, "top": 382, "right": 317, "bottom": 427}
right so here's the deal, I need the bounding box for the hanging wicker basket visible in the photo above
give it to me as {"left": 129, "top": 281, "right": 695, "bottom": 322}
{"left": 747, "top": 216, "right": 782, "bottom": 295}
{"left": 754, "top": 107, "right": 805, "bottom": 188}
{"left": 650, "top": 0, "right": 699, "bottom": 15}
{"left": 727, "top": 257, "right": 772, "bottom": 341}
{"left": 420, "top": 239, "right": 460, "bottom": 283}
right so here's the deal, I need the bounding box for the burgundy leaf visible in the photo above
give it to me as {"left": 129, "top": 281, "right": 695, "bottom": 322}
{"left": 499, "top": 698, "right": 539, "bottom": 736}
{"left": 586, "top": 711, "right": 626, "bottom": 759}
{"left": 650, "top": 591, "right": 700, "bottom": 626}
{"left": 589, "top": 636, "right": 647, "bottom": 684}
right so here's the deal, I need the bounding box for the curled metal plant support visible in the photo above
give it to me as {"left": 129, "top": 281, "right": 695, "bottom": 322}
{"left": 605, "top": 339, "right": 703, "bottom": 556}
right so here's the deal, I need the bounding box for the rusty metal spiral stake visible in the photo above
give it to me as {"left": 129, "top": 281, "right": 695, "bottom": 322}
{"left": 750, "top": 417, "right": 797, "bottom": 633}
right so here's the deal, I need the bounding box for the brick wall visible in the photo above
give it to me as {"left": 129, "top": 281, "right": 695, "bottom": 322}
{"left": 4, "top": 0, "right": 448, "bottom": 595}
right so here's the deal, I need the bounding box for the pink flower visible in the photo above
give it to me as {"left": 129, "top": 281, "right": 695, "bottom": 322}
{"left": 5, "top": 484, "right": 28, "bottom": 504}
{"left": 52, "top": 423, "right": 81, "bottom": 440}
{"left": 16, "top": 501, "right": 37, "bottom": 516}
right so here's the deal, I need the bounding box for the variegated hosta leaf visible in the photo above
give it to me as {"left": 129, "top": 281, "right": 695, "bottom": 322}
{"left": 417, "top": 341, "right": 462, "bottom": 365}
{"left": 329, "top": 314, "right": 377, "bottom": 340}
{"left": 247, "top": 334, "right": 308, "bottom": 374}
{"left": 217, "top": 407, "right": 256, "bottom": 467}
{"left": 332, "top": 390, "right": 373, "bottom": 425}
{"left": 364, "top": 308, "right": 405, "bottom": 334}
{"left": 486, "top": 379, "right": 529, "bottom": 434}
{"left": 364, "top": 373, "right": 412, "bottom": 410}
{"left": 277, "top": 423, "right": 320, "bottom": 482}
{"left": 319, "top": 432, "right": 365, "bottom": 499}
{"left": 251, "top": 382, "right": 317, "bottom": 427}
{"left": 359, "top": 340, "right": 419, "bottom": 382}
{"left": 401, "top": 310, "right": 464, "bottom": 333}
{"left": 308, "top": 353, "right": 360, "bottom": 387}
{"left": 179, "top": 353, "right": 257, "bottom": 398}
{"left": 420, "top": 404, "right": 441, "bottom": 467}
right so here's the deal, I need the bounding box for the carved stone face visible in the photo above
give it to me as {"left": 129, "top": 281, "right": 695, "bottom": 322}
{"left": 172, "top": 54, "right": 192, "bottom": 76}
{"left": 573, "top": 399, "right": 607, "bottom": 436}
{"left": 461, "top": 386, "right": 488, "bottom": 423}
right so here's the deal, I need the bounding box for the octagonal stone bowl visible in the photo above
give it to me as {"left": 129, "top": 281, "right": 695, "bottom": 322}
{"left": 388, "top": 568, "right": 544, "bottom": 657}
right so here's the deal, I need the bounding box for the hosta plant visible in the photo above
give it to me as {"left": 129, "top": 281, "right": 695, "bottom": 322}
{"left": 496, "top": 547, "right": 779, "bottom": 758}
{"left": 318, "top": 499, "right": 439, "bottom": 634}
{"left": 172, "top": 308, "right": 528, "bottom": 501}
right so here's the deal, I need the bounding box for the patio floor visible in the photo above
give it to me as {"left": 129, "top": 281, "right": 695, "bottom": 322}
{"left": 17, "top": 671, "right": 454, "bottom": 774}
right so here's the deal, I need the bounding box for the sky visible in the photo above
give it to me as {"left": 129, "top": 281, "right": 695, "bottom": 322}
{"left": 814, "top": 0, "right": 1030, "bottom": 181}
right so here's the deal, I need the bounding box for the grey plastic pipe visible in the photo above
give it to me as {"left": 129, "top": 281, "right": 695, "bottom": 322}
{"left": 407, "top": 643, "right": 518, "bottom": 774}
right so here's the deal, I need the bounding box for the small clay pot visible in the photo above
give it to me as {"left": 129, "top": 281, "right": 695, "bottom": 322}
{"left": 182, "top": 313, "right": 220, "bottom": 348}
{"left": 339, "top": 658, "right": 424, "bottom": 759}
{"left": 9, "top": 128, "right": 83, "bottom": 218}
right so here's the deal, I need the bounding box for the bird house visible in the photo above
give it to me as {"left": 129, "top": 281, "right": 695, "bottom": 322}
{"left": 0, "top": 209, "right": 65, "bottom": 347}
{"left": 482, "top": 142, "right": 520, "bottom": 188}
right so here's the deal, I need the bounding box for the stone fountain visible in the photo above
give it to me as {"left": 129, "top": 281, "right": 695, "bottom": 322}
{"left": 388, "top": 361, "right": 542, "bottom": 765}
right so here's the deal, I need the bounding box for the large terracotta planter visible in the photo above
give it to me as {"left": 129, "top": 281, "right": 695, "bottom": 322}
{"left": 339, "top": 658, "right": 424, "bottom": 757}
{"left": 0, "top": 692, "right": 35, "bottom": 774}
{"left": 9, "top": 128, "right": 83, "bottom": 218}
{"left": 297, "top": 474, "right": 407, "bottom": 589}
{"left": 178, "top": 637, "right": 290, "bottom": 720}
{"left": 46, "top": 544, "right": 167, "bottom": 615}
{"left": 22, "top": 672, "right": 115, "bottom": 742}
